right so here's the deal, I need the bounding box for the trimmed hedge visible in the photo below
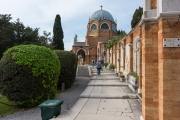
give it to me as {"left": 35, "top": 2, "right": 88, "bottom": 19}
{"left": 54, "top": 50, "right": 77, "bottom": 90}
{"left": 0, "top": 45, "right": 60, "bottom": 107}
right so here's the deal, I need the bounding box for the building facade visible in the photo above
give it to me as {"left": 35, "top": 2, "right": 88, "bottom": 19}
{"left": 72, "top": 8, "right": 117, "bottom": 65}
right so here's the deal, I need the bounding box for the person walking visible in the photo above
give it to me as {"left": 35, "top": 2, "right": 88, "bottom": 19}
{"left": 92, "top": 59, "right": 95, "bottom": 68}
{"left": 96, "top": 60, "right": 102, "bottom": 75}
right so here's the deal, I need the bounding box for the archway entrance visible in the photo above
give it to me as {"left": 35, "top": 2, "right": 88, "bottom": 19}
{"left": 77, "top": 49, "right": 86, "bottom": 65}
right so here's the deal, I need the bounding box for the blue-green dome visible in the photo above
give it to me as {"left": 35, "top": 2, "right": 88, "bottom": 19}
{"left": 89, "top": 10, "right": 114, "bottom": 22}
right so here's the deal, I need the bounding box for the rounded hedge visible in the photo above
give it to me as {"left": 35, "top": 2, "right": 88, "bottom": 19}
{"left": 0, "top": 45, "right": 60, "bottom": 107}
{"left": 54, "top": 50, "right": 77, "bottom": 90}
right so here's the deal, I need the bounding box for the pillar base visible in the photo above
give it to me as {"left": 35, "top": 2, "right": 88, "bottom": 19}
{"left": 138, "top": 88, "right": 142, "bottom": 93}
{"left": 140, "top": 115, "right": 144, "bottom": 120}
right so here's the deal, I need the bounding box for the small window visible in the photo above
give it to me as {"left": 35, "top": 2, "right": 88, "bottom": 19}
{"left": 101, "top": 23, "right": 109, "bottom": 30}
{"left": 91, "top": 24, "right": 97, "bottom": 30}
{"left": 112, "top": 24, "right": 116, "bottom": 31}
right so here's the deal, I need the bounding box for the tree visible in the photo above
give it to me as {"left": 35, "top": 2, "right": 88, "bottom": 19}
{"left": 52, "top": 14, "right": 64, "bottom": 50}
{"left": 13, "top": 18, "right": 25, "bottom": 44}
{"left": 106, "top": 30, "right": 127, "bottom": 49}
{"left": 0, "top": 14, "right": 14, "bottom": 58}
{"left": 131, "top": 7, "right": 143, "bottom": 28}
{"left": 12, "top": 19, "right": 40, "bottom": 45}
{"left": 23, "top": 27, "right": 39, "bottom": 44}
{"left": 117, "top": 30, "right": 127, "bottom": 36}
{"left": 39, "top": 31, "right": 53, "bottom": 49}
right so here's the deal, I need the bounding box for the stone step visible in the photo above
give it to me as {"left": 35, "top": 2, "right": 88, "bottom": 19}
{"left": 80, "top": 86, "right": 137, "bottom": 99}
{"left": 91, "top": 76, "right": 120, "bottom": 80}
{"left": 92, "top": 73, "right": 117, "bottom": 76}
{"left": 88, "top": 80, "right": 128, "bottom": 86}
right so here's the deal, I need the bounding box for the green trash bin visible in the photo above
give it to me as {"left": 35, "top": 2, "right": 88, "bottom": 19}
{"left": 38, "top": 100, "right": 63, "bottom": 120}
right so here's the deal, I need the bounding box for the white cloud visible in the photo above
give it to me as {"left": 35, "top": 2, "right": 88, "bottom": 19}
{"left": 0, "top": 0, "right": 142, "bottom": 50}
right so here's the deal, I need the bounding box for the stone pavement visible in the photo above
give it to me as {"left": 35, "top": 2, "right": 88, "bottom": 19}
{"left": 52, "top": 67, "right": 142, "bottom": 120}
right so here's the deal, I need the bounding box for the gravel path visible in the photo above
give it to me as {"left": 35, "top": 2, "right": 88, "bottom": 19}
{"left": 0, "top": 76, "right": 90, "bottom": 120}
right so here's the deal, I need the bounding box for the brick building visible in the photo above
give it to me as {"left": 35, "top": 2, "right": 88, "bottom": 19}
{"left": 72, "top": 7, "right": 117, "bottom": 65}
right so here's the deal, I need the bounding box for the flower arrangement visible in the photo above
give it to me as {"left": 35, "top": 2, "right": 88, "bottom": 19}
{"left": 118, "top": 71, "right": 125, "bottom": 78}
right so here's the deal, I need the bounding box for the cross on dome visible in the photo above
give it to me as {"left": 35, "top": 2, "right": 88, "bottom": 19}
{"left": 100, "top": 5, "right": 103, "bottom": 10}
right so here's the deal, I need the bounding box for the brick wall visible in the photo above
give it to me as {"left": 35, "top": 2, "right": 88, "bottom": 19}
{"left": 158, "top": 18, "right": 180, "bottom": 120}
{"left": 142, "top": 22, "right": 159, "bottom": 120}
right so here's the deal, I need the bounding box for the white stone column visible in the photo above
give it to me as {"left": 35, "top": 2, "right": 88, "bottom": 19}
{"left": 120, "top": 45, "right": 124, "bottom": 71}
{"left": 143, "top": 0, "right": 151, "bottom": 12}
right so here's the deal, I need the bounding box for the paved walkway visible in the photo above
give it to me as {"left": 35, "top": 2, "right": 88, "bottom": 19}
{"left": 53, "top": 67, "right": 142, "bottom": 120}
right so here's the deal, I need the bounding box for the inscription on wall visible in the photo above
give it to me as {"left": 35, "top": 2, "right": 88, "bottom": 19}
{"left": 163, "top": 38, "right": 180, "bottom": 47}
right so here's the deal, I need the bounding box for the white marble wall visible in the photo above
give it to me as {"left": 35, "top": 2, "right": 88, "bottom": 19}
{"left": 142, "top": 0, "right": 157, "bottom": 19}
{"left": 143, "top": 0, "right": 180, "bottom": 20}
{"left": 143, "top": 0, "right": 151, "bottom": 12}
{"left": 133, "top": 37, "right": 140, "bottom": 74}
{"left": 161, "top": 0, "right": 180, "bottom": 12}
{"left": 120, "top": 46, "right": 124, "bottom": 71}
{"left": 125, "top": 44, "right": 130, "bottom": 73}
{"left": 157, "top": 0, "right": 180, "bottom": 16}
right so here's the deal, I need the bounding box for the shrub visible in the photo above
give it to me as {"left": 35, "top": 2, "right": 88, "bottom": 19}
{"left": 0, "top": 45, "right": 60, "bottom": 107}
{"left": 109, "top": 64, "right": 115, "bottom": 69}
{"left": 104, "top": 62, "right": 108, "bottom": 67}
{"left": 54, "top": 50, "right": 77, "bottom": 90}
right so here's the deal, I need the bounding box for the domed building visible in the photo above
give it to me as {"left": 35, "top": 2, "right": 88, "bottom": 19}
{"left": 72, "top": 7, "right": 117, "bottom": 65}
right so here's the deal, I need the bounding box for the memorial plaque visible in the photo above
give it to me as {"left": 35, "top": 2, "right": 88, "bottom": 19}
{"left": 163, "top": 38, "right": 180, "bottom": 47}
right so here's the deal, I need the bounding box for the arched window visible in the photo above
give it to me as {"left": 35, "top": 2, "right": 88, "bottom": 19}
{"left": 112, "top": 24, "right": 116, "bottom": 31}
{"left": 101, "top": 23, "right": 109, "bottom": 30}
{"left": 91, "top": 24, "right": 97, "bottom": 30}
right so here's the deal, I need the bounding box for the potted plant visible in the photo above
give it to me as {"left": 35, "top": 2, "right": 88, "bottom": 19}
{"left": 109, "top": 64, "right": 115, "bottom": 70}
{"left": 129, "top": 71, "right": 139, "bottom": 88}
{"left": 104, "top": 62, "right": 108, "bottom": 68}
{"left": 130, "top": 71, "right": 139, "bottom": 79}
{"left": 119, "top": 71, "right": 125, "bottom": 82}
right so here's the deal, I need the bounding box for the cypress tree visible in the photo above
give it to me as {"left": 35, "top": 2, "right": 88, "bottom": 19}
{"left": 52, "top": 14, "right": 64, "bottom": 50}
{"left": 131, "top": 7, "right": 143, "bottom": 28}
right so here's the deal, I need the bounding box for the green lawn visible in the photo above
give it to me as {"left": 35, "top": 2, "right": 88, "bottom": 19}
{"left": 0, "top": 95, "right": 21, "bottom": 117}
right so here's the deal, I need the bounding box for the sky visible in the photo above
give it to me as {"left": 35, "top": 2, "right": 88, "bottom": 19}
{"left": 0, "top": 0, "right": 142, "bottom": 51}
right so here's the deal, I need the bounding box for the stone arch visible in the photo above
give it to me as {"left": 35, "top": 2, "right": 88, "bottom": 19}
{"left": 100, "top": 22, "right": 110, "bottom": 30}
{"left": 76, "top": 48, "right": 87, "bottom": 55}
{"left": 76, "top": 48, "right": 87, "bottom": 65}
{"left": 90, "top": 23, "right": 98, "bottom": 31}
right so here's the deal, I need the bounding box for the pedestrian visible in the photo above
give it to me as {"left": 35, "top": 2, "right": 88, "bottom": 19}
{"left": 96, "top": 60, "right": 102, "bottom": 75}
{"left": 92, "top": 59, "right": 95, "bottom": 68}
{"left": 100, "top": 59, "right": 104, "bottom": 71}
{"left": 100, "top": 59, "right": 104, "bottom": 66}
